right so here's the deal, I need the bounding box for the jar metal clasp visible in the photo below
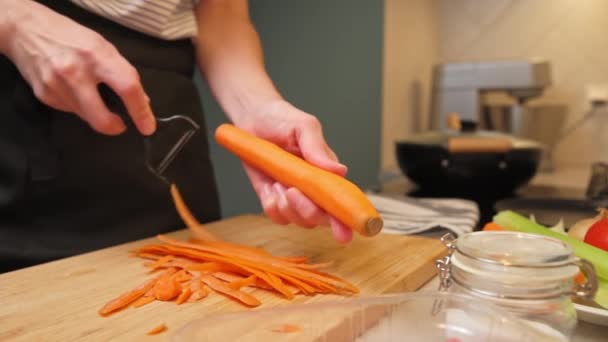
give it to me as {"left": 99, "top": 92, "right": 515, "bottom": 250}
{"left": 431, "top": 232, "right": 457, "bottom": 315}
{"left": 572, "top": 258, "right": 598, "bottom": 299}
{"left": 436, "top": 232, "right": 457, "bottom": 292}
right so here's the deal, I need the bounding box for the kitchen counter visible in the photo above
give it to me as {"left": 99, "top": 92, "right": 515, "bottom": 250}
{"left": 382, "top": 166, "right": 608, "bottom": 340}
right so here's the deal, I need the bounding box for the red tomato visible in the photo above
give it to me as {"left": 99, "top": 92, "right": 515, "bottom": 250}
{"left": 584, "top": 218, "right": 608, "bottom": 251}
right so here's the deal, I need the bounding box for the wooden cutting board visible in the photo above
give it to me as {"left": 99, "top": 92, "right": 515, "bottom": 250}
{"left": 0, "top": 215, "right": 446, "bottom": 341}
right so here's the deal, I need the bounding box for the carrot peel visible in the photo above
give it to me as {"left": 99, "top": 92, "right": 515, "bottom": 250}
{"left": 99, "top": 184, "right": 359, "bottom": 317}
{"left": 147, "top": 323, "right": 167, "bottom": 335}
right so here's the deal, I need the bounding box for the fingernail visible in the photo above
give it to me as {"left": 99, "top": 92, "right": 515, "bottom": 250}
{"left": 336, "top": 162, "right": 348, "bottom": 176}
{"left": 273, "top": 183, "right": 284, "bottom": 195}
{"left": 261, "top": 184, "right": 271, "bottom": 200}
{"left": 140, "top": 114, "right": 156, "bottom": 135}
{"left": 273, "top": 183, "right": 288, "bottom": 206}
{"left": 261, "top": 184, "right": 279, "bottom": 211}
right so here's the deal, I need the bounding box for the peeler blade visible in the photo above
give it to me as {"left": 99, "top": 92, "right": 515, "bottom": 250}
{"left": 144, "top": 115, "right": 200, "bottom": 184}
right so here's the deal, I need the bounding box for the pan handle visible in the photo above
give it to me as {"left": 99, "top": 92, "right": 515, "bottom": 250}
{"left": 447, "top": 112, "right": 462, "bottom": 131}
{"left": 448, "top": 137, "right": 512, "bottom": 153}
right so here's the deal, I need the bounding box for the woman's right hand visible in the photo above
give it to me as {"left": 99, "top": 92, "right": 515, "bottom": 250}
{"left": 0, "top": 0, "right": 156, "bottom": 135}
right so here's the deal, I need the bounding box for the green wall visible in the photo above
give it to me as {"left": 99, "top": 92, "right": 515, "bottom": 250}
{"left": 196, "top": 0, "right": 384, "bottom": 217}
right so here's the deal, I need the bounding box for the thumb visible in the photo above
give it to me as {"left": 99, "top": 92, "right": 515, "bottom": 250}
{"left": 298, "top": 120, "right": 347, "bottom": 177}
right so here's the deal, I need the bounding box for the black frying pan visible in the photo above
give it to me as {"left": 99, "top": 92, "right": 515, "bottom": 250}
{"left": 395, "top": 117, "right": 543, "bottom": 197}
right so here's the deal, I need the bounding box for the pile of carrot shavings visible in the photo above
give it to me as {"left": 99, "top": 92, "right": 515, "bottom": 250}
{"left": 97, "top": 185, "right": 359, "bottom": 321}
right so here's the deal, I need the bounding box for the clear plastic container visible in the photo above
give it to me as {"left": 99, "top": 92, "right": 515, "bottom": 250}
{"left": 170, "top": 292, "right": 567, "bottom": 341}
{"left": 436, "top": 231, "right": 598, "bottom": 340}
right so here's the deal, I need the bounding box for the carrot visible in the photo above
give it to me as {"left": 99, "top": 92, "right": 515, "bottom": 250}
{"left": 185, "top": 262, "right": 228, "bottom": 273}
{"left": 146, "top": 255, "right": 174, "bottom": 270}
{"left": 228, "top": 275, "right": 257, "bottom": 290}
{"left": 131, "top": 296, "right": 156, "bottom": 308}
{"left": 174, "top": 270, "right": 193, "bottom": 283}
{"left": 188, "top": 279, "right": 209, "bottom": 302}
{"left": 150, "top": 239, "right": 358, "bottom": 296}
{"left": 146, "top": 323, "right": 167, "bottom": 335}
{"left": 213, "top": 271, "right": 293, "bottom": 292}
{"left": 136, "top": 252, "right": 163, "bottom": 260}
{"left": 199, "top": 274, "right": 261, "bottom": 307}
{"left": 153, "top": 269, "right": 182, "bottom": 301}
{"left": 271, "top": 324, "right": 301, "bottom": 333}
{"left": 155, "top": 236, "right": 359, "bottom": 294}
{"left": 483, "top": 222, "right": 505, "bottom": 231}
{"left": 214, "top": 123, "right": 383, "bottom": 237}
{"left": 176, "top": 286, "right": 192, "bottom": 305}
{"left": 98, "top": 268, "right": 176, "bottom": 316}
{"left": 170, "top": 184, "right": 217, "bottom": 242}
{"left": 99, "top": 179, "right": 360, "bottom": 318}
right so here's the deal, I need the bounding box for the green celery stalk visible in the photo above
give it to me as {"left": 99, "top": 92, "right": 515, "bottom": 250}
{"left": 597, "top": 278, "right": 608, "bottom": 309}
{"left": 493, "top": 210, "right": 608, "bottom": 281}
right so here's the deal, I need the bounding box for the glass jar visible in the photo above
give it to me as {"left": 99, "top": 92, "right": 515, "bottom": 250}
{"left": 436, "top": 231, "right": 598, "bottom": 340}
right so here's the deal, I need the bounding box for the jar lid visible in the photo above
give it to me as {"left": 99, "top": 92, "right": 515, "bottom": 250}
{"left": 456, "top": 231, "right": 576, "bottom": 267}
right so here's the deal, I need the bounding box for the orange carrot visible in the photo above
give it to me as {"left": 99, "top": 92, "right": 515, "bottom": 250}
{"left": 271, "top": 324, "right": 301, "bottom": 333}
{"left": 176, "top": 286, "right": 192, "bottom": 305}
{"left": 214, "top": 123, "right": 383, "bottom": 237}
{"left": 174, "top": 270, "right": 193, "bottom": 283}
{"left": 153, "top": 269, "right": 182, "bottom": 301}
{"left": 170, "top": 184, "right": 217, "bottom": 242}
{"left": 131, "top": 296, "right": 156, "bottom": 308}
{"left": 98, "top": 268, "right": 176, "bottom": 316}
{"left": 147, "top": 323, "right": 167, "bottom": 335}
{"left": 136, "top": 252, "right": 163, "bottom": 260}
{"left": 185, "top": 262, "right": 228, "bottom": 273}
{"left": 99, "top": 179, "right": 360, "bottom": 318}
{"left": 199, "top": 274, "right": 261, "bottom": 307}
{"left": 213, "top": 271, "right": 294, "bottom": 292}
{"left": 483, "top": 222, "right": 505, "bottom": 231}
{"left": 188, "top": 279, "right": 210, "bottom": 302}
{"left": 228, "top": 275, "right": 257, "bottom": 290}
{"left": 155, "top": 236, "right": 359, "bottom": 294}
{"left": 140, "top": 241, "right": 358, "bottom": 298}
{"left": 146, "top": 255, "right": 174, "bottom": 270}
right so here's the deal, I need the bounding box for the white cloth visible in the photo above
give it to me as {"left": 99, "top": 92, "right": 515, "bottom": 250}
{"left": 366, "top": 193, "right": 479, "bottom": 237}
{"left": 69, "top": 0, "right": 198, "bottom": 40}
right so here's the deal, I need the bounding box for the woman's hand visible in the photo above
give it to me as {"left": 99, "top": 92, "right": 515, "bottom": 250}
{"left": 193, "top": 0, "right": 353, "bottom": 242}
{"left": 0, "top": 0, "right": 155, "bottom": 135}
{"left": 236, "top": 100, "right": 353, "bottom": 244}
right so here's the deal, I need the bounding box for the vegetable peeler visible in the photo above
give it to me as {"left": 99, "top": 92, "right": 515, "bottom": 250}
{"left": 98, "top": 84, "right": 199, "bottom": 185}
{"left": 143, "top": 115, "right": 199, "bottom": 184}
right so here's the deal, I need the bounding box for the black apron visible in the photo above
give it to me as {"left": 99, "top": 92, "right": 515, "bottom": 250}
{"left": 0, "top": 1, "right": 221, "bottom": 273}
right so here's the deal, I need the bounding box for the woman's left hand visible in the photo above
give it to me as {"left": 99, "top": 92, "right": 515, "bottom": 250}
{"left": 235, "top": 100, "right": 353, "bottom": 244}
